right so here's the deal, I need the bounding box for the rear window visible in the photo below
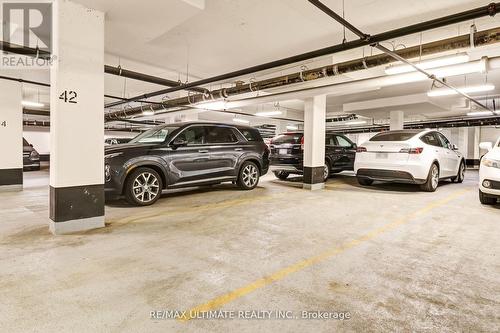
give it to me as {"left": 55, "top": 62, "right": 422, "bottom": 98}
{"left": 370, "top": 131, "right": 419, "bottom": 142}
{"left": 272, "top": 133, "right": 303, "bottom": 144}
{"left": 239, "top": 128, "right": 263, "bottom": 142}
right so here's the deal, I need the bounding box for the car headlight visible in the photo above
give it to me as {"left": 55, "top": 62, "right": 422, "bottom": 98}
{"left": 105, "top": 152, "right": 123, "bottom": 160}
{"left": 105, "top": 164, "right": 111, "bottom": 182}
{"left": 482, "top": 158, "right": 500, "bottom": 169}
{"left": 30, "top": 150, "right": 39, "bottom": 159}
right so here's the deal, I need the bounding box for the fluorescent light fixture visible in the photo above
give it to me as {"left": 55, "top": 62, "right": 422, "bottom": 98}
{"left": 385, "top": 54, "right": 469, "bottom": 75}
{"left": 286, "top": 125, "right": 298, "bottom": 131}
{"left": 233, "top": 117, "right": 250, "bottom": 124}
{"left": 467, "top": 111, "right": 496, "bottom": 116}
{"left": 196, "top": 100, "right": 226, "bottom": 110}
{"left": 345, "top": 120, "right": 367, "bottom": 125}
{"left": 427, "top": 84, "right": 495, "bottom": 97}
{"left": 142, "top": 109, "right": 155, "bottom": 116}
{"left": 22, "top": 100, "right": 45, "bottom": 108}
{"left": 255, "top": 110, "right": 282, "bottom": 117}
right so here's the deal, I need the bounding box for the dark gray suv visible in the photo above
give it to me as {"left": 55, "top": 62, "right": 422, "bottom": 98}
{"left": 104, "top": 122, "right": 270, "bottom": 206}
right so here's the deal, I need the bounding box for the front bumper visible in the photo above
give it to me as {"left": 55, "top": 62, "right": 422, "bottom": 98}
{"left": 356, "top": 168, "right": 426, "bottom": 185}
{"left": 23, "top": 158, "right": 40, "bottom": 170}
{"left": 479, "top": 165, "right": 500, "bottom": 197}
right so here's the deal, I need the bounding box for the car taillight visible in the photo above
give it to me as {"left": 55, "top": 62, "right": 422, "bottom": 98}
{"left": 400, "top": 147, "right": 424, "bottom": 154}
{"left": 300, "top": 136, "right": 304, "bottom": 150}
{"left": 356, "top": 147, "right": 367, "bottom": 152}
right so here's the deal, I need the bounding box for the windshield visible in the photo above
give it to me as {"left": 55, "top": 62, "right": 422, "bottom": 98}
{"left": 130, "top": 126, "right": 179, "bottom": 144}
{"left": 370, "top": 131, "right": 420, "bottom": 142}
{"left": 272, "top": 133, "right": 303, "bottom": 145}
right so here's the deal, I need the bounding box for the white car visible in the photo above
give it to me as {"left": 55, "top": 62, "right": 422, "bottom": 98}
{"left": 479, "top": 137, "right": 500, "bottom": 205}
{"left": 354, "top": 129, "right": 465, "bottom": 192}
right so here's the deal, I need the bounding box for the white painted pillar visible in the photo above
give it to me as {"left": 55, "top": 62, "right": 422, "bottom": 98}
{"left": 0, "top": 81, "right": 23, "bottom": 190}
{"left": 390, "top": 111, "right": 404, "bottom": 131}
{"left": 49, "top": 0, "right": 105, "bottom": 234}
{"left": 303, "top": 95, "right": 326, "bottom": 190}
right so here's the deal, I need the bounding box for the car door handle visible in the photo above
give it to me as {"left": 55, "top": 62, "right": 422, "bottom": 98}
{"left": 234, "top": 148, "right": 243, "bottom": 151}
{"left": 198, "top": 149, "right": 209, "bottom": 153}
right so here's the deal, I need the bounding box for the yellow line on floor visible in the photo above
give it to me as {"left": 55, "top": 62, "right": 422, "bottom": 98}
{"left": 179, "top": 188, "right": 469, "bottom": 323}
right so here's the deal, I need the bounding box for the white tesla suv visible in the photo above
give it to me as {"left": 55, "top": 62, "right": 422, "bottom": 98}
{"left": 354, "top": 130, "right": 465, "bottom": 192}
{"left": 479, "top": 137, "right": 500, "bottom": 205}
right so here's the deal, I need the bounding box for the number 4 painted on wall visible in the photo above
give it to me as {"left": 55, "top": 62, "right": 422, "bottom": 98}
{"left": 1, "top": 121, "right": 6, "bottom": 127}
{"left": 59, "top": 91, "right": 78, "bottom": 104}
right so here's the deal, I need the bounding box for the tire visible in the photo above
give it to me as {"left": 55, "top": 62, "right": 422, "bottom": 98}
{"left": 357, "top": 177, "right": 373, "bottom": 186}
{"left": 273, "top": 171, "right": 289, "bottom": 180}
{"left": 323, "top": 161, "right": 331, "bottom": 182}
{"left": 452, "top": 161, "right": 465, "bottom": 183}
{"left": 421, "top": 163, "right": 439, "bottom": 192}
{"left": 237, "top": 161, "right": 260, "bottom": 190}
{"left": 479, "top": 190, "right": 497, "bottom": 205}
{"left": 125, "top": 167, "right": 163, "bottom": 206}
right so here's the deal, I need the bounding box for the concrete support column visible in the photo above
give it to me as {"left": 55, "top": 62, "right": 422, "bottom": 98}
{"left": 49, "top": 0, "right": 105, "bottom": 234}
{"left": 303, "top": 95, "right": 326, "bottom": 190}
{"left": 390, "top": 111, "right": 404, "bottom": 131}
{"left": 0, "top": 81, "right": 22, "bottom": 191}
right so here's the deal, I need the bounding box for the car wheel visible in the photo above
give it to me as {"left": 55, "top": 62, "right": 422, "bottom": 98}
{"left": 357, "top": 177, "right": 373, "bottom": 186}
{"left": 421, "top": 163, "right": 439, "bottom": 192}
{"left": 125, "top": 167, "right": 163, "bottom": 206}
{"left": 237, "top": 161, "right": 260, "bottom": 190}
{"left": 452, "top": 161, "right": 465, "bottom": 183}
{"left": 323, "top": 161, "right": 331, "bottom": 182}
{"left": 273, "top": 171, "right": 289, "bottom": 180}
{"left": 479, "top": 190, "right": 497, "bottom": 205}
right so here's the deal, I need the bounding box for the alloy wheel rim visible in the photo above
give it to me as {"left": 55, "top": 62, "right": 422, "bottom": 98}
{"left": 242, "top": 164, "right": 258, "bottom": 187}
{"left": 133, "top": 172, "right": 160, "bottom": 203}
{"left": 460, "top": 164, "right": 465, "bottom": 180}
{"left": 431, "top": 166, "right": 439, "bottom": 189}
{"left": 323, "top": 164, "right": 329, "bottom": 180}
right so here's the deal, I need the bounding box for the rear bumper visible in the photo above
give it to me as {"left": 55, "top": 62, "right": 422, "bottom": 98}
{"left": 356, "top": 168, "right": 426, "bottom": 185}
{"left": 270, "top": 164, "right": 303, "bottom": 174}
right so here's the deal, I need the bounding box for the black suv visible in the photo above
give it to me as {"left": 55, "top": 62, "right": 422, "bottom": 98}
{"left": 104, "top": 122, "right": 270, "bottom": 206}
{"left": 269, "top": 132, "right": 356, "bottom": 181}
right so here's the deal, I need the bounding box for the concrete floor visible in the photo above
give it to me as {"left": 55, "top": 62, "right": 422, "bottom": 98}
{"left": 1, "top": 166, "right": 499, "bottom": 332}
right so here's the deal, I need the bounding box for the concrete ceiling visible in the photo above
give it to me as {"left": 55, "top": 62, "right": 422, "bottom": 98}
{"left": 12, "top": 0, "right": 500, "bottom": 128}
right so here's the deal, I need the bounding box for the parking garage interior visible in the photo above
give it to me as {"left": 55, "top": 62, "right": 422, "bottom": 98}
{"left": 1, "top": 1, "right": 500, "bottom": 332}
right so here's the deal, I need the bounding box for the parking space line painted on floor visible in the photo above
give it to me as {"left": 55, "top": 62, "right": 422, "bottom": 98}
{"left": 179, "top": 189, "right": 469, "bottom": 323}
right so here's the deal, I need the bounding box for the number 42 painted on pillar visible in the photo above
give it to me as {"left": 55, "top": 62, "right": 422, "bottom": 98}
{"left": 59, "top": 90, "right": 78, "bottom": 104}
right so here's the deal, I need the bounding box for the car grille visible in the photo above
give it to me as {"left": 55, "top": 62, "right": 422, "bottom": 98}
{"left": 487, "top": 179, "right": 500, "bottom": 190}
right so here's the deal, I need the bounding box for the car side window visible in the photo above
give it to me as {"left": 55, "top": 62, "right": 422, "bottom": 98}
{"left": 421, "top": 133, "right": 440, "bottom": 147}
{"left": 437, "top": 133, "right": 452, "bottom": 149}
{"left": 176, "top": 126, "right": 206, "bottom": 145}
{"left": 335, "top": 135, "right": 352, "bottom": 148}
{"left": 205, "top": 126, "right": 239, "bottom": 144}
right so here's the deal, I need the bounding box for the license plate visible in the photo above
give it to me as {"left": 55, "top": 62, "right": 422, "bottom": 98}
{"left": 279, "top": 149, "right": 288, "bottom": 155}
{"left": 376, "top": 152, "right": 388, "bottom": 159}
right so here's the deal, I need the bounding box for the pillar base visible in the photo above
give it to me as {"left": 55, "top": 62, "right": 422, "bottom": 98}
{"left": 303, "top": 183, "right": 325, "bottom": 191}
{"left": 303, "top": 166, "right": 325, "bottom": 191}
{"left": 49, "top": 216, "right": 105, "bottom": 235}
{"left": 0, "top": 168, "right": 23, "bottom": 188}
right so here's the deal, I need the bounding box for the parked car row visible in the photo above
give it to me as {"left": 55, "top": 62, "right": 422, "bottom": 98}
{"left": 103, "top": 123, "right": 497, "bottom": 207}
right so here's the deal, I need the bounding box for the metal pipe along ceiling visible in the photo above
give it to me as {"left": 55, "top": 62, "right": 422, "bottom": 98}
{"left": 307, "top": 0, "right": 495, "bottom": 113}
{"left": 104, "top": 2, "right": 500, "bottom": 109}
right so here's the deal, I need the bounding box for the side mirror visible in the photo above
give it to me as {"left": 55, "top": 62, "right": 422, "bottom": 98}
{"left": 29, "top": 144, "right": 33, "bottom": 147}
{"left": 170, "top": 138, "right": 188, "bottom": 149}
{"left": 479, "top": 142, "right": 493, "bottom": 151}
{"left": 452, "top": 144, "right": 459, "bottom": 151}
{"left": 351, "top": 143, "right": 357, "bottom": 149}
